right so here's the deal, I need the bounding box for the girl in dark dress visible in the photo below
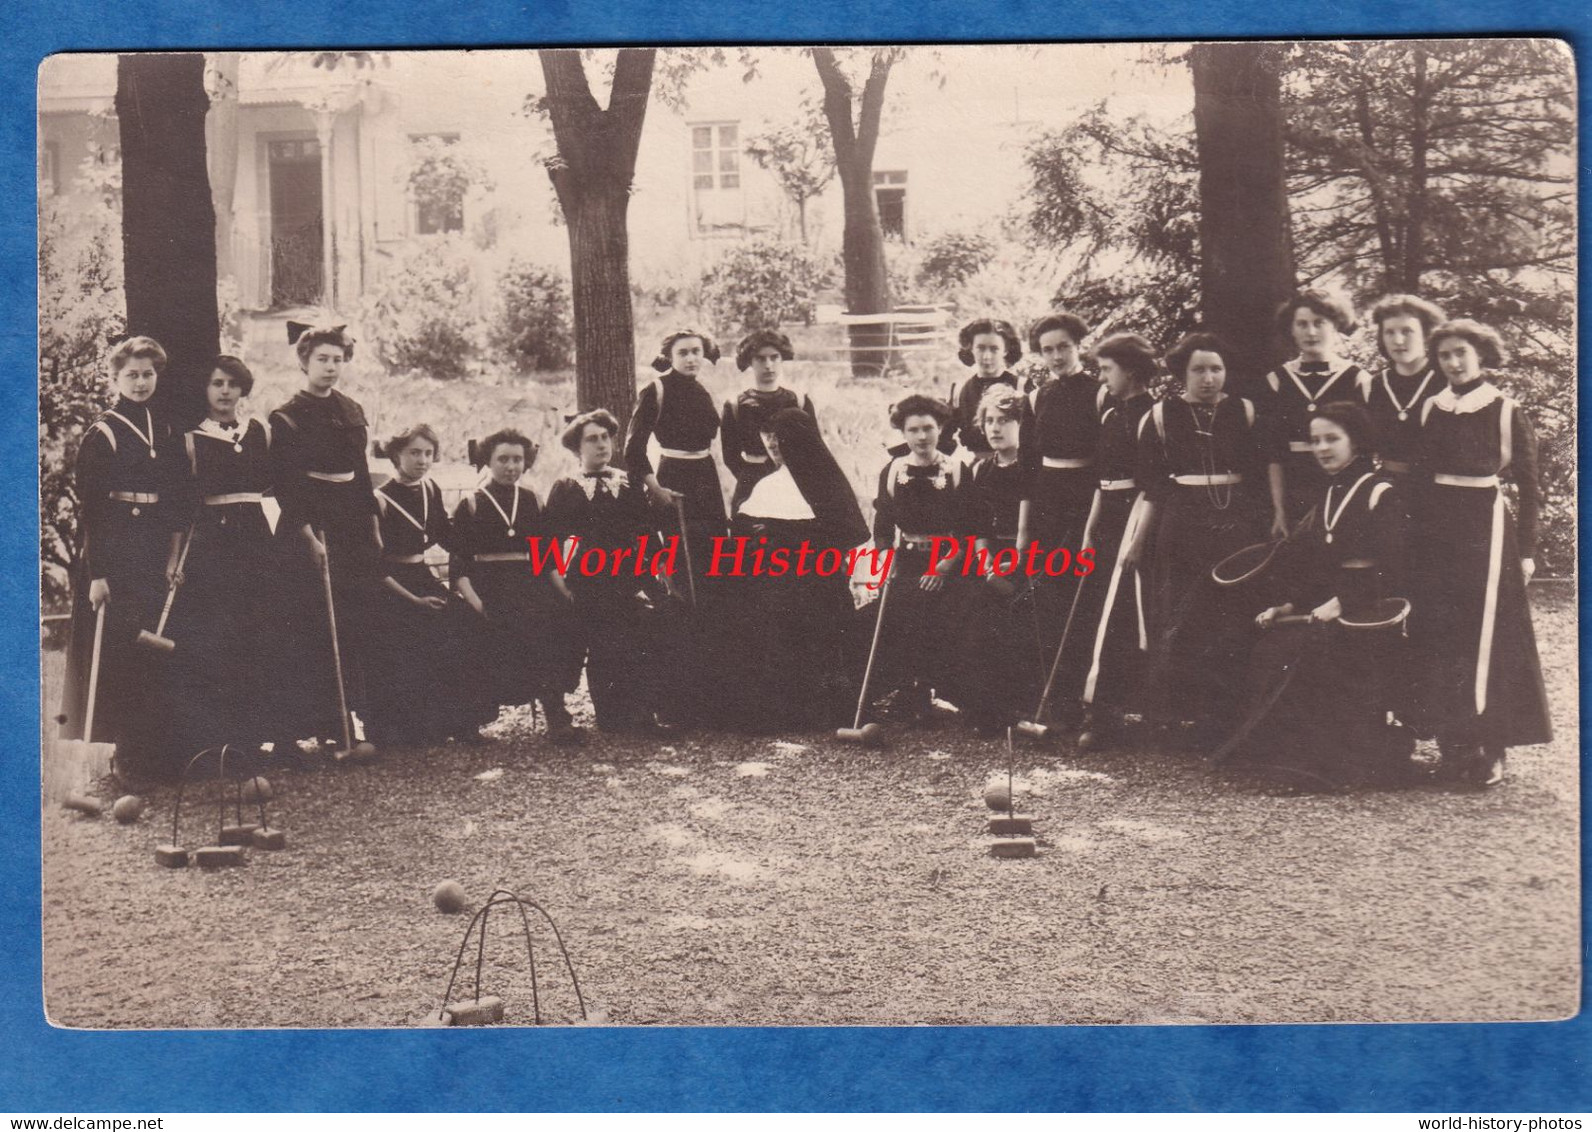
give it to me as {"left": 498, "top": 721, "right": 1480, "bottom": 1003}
{"left": 1025, "top": 311, "right": 1100, "bottom": 554}
{"left": 946, "top": 318, "right": 1024, "bottom": 457}
{"left": 265, "top": 323, "right": 383, "bottom": 752}
{"left": 1239, "top": 402, "right": 1414, "bottom": 790}
{"left": 723, "top": 408, "right": 870, "bottom": 732}
{"left": 1415, "top": 320, "right": 1552, "bottom": 787}
{"left": 722, "top": 330, "right": 816, "bottom": 515}
{"left": 625, "top": 329, "right": 729, "bottom": 559}
{"left": 1261, "top": 289, "right": 1363, "bottom": 529}
{"left": 158, "top": 356, "right": 278, "bottom": 771}
{"left": 1365, "top": 294, "right": 1447, "bottom": 480}
{"left": 869, "top": 394, "right": 971, "bottom": 719}
{"left": 1126, "top": 332, "right": 1282, "bottom": 748}
{"left": 543, "top": 410, "right": 664, "bottom": 735}
{"left": 962, "top": 386, "right": 1043, "bottom": 734}
{"left": 452, "top": 430, "right": 582, "bottom": 745}
{"left": 1074, "top": 334, "right": 1159, "bottom": 750}
{"left": 363, "top": 425, "right": 494, "bottom": 746}
{"left": 59, "top": 337, "right": 177, "bottom": 779}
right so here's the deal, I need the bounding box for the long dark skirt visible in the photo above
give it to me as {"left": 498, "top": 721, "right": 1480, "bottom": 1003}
{"left": 363, "top": 562, "right": 496, "bottom": 744}
{"left": 470, "top": 562, "right": 569, "bottom": 713}
{"left": 570, "top": 580, "right": 660, "bottom": 732}
{"left": 1143, "top": 487, "right": 1265, "bottom": 731}
{"left": 1225, "top": 620, "right": 1415, "bottom": 790}
{"left": 1413, "top": 485, "right": 1551, "bottom": 749}
{"left": 1078, "top": 492, "right": 1149, "bottom": 713}
{"left": 959, "top": 575, "right": 1048, "bottom": 730}
{"left": 263, "top": 508, "right": 377, "bottom": 742}
{"left": 1030, "top": 465, "right": 1096, "bottom": 654}
{"left": 868, "top": 547, "right": 968, "bottom": 709}
{"left": 658, "top": 454, "right": 728, "bottom": 546}
{"left": 59, "top": 504, "right": 169, "bottom": 755}
{"left": 154, "top": 504, "right": 280, "bottom": 773}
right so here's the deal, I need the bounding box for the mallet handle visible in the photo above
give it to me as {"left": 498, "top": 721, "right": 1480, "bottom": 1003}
{"left": 850, "top": 533, "right": 901, "bottom": 731}
{"left": 150, "top": 524, "right": 196, "bottom": 638}
{"left": 672, "top": 495, "right": 697, "bottom": 609}
{"left": 83, "top": 601, "right": 107, "bottom": 740}
{"left": 1030, "top": 568, "right": 1092, "bottom": 726}
{"left": 316, "top": 533, "right": 355, "bottom": 753}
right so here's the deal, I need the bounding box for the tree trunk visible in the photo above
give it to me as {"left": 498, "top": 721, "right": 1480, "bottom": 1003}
{"left": 1401, "top": 45, "right": 1430, "bottom": 291}
{"left": 813, "top": 48, "right": 896, "bottom": 377}
{"left": 1190, "top": 42, "right": 1296, "bottom": 387}
{"left": 117, "top": 53, "right": 220, "bottom": 430}
{"left": 540, "top": 48, "right": 654, "bottom": 433}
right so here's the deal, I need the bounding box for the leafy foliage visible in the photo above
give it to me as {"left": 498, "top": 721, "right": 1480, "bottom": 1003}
{"left": 39, "top": 150, "right": 125, "bottom": 610}
{"left": 744, "top": 101, "right": 836, "bottom": 244}
{"left": 914, "top": 231, "right": 996, "bottom": 295}
{"left": 699, "top": 238, "right": 832, "bottom": 335}
{"left": 489, "top": 258, "right": 574, "bottom": 373}
{"left": 357, "top": 237, "right": 483, "bottom": 380}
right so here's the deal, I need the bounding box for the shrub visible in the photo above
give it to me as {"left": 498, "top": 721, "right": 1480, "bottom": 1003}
{"left": 358, "top": 237, "right": 483, "bottom": 380}
{"left": 700, "top": 238, "right": 830, "bottom": 335}
{"left": 39, "top": 151, "right": 125, "bottom": 613}
{"left": 915, "top": 230, "right": 996, "bottom": 295}
{"left": 489, "top": 258, "right": 573, "bottom": 373}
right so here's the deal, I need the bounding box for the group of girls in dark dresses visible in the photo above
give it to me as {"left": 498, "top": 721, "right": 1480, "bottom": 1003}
{"left": 59, "top": 296, "right": 1553, "bottom": 792}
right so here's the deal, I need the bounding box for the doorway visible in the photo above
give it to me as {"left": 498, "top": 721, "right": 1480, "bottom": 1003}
{"left": 267, "top": 137, "right": 323, "bottom": 308}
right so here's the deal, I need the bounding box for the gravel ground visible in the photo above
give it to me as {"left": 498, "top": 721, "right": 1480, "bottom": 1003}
{"left": 40, "top": 587, "right": 1579, "bottom": 1028}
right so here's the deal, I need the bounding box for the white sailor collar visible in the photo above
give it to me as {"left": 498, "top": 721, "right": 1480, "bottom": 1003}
{"left": 1430, "top": 380, "right": 1501, "bottom": 415}
{"left": 194, "top": 416, "right": 259, "bottom": 442}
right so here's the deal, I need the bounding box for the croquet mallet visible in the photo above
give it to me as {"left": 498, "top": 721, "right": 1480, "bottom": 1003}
{"left": 837, "top": 534, "right": 900, "bottom": 746}
{"left": 49, "top": 601, "right": 114, "bottom": 802}
{"left": 136, "top": 523, "right": 195, "bottom": 653}
{"left": 671, "top": 494, "right": 698, "bottom": 609}
{"left": 315, "top": 533, "right": 374, "bottom": 761}
{"left": 1014, "top": 564, "right": 1094, "bottom": 740}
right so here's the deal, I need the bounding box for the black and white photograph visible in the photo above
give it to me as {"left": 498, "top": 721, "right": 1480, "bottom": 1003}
{"left": 37, "top": 41, "right": 1578, "bottom": 1029}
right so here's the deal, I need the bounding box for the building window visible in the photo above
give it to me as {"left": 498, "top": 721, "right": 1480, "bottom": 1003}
{"left": 39, "top": 142, "right": 58, "bottom": 196}
{"left": 690, "top": 121, "right": 744, "bottom": 235}
{"left": 874, "top": 169, "right": 907, "bottom": 239}
{"left": 409, "top": 133, "right": 466, "bottom": 236}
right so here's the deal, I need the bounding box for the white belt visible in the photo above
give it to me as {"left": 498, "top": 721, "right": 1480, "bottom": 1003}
{"left": 660, "top": 447, "right": 711, "bottom": 460}
{"left": 108, "top": 491, "right": 159, "bottom": 503}
{"left": 385, "top": 553, "right": 425, "bottom": 564}
{"left": 740, "top": 453, "right": 770, "bottom": 465}
{"left": 204, "top": 492, "right": 262, "bottom": 506}
{"left": 1099, "top": 479, "right": 1137, "bottom": 491}
{"left": 1433, "top": 473, "right": 1499, "bottom": 489}
{"left": 1287, "top": 440, "right": 1314, "bottom": 453}
{"left": 474, "top": 551, "right": 529, "bottom": 562}
{"left": 1172, "top": 474, "right": 1242, "bottom": 486}
{"left": 1381, "top": 460, "right": 1412, "bottom": 475}
{"left": 1042, "top": 456, "right": 1094, "bottom": 469}
{"left": 306, "top": 470, "right": 356, "bottom": 483}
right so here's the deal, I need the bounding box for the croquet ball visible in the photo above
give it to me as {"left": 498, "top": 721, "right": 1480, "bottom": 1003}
{"left": 432, "top": 880, "right": 468, "bottom": 914}
{"left": 983, "top": 782, "right": 1012, "bottom": 811}
{"left": 111, "top": 795, "right": 143, "bottom": 824}
{"left": 240, "top": 776, "right": 272, "bottom": 803}
{"left": 352, "top": 741, "right": 377, "bottom": 762}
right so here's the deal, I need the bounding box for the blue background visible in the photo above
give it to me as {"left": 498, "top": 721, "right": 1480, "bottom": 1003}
{"left": 3, "top": 0, "right": 1587, "bottom": 1113}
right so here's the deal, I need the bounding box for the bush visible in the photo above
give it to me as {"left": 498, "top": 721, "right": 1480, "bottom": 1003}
{"left": 915, "top": 230, "right": 996, "bottom": 295}
{"left": 358, "top": 237, "right": 483, "bottom": 380}
{"left": 39, "top": 152, "right": 125, "bottom": 613}
{"left": 700, "top": 238, "right": 830, "bottom": 335}
{"left": 489, "top": 259, "right": 573, "bottom": 373}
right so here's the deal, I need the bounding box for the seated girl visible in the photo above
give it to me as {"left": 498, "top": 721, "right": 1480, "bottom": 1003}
{"left": 721, "top": 330, "right": 816, "bottom": 515}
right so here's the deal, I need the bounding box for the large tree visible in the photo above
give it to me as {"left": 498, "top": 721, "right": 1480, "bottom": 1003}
{"left": 1189, "top": 41, "right": 1297, "bottom": 383}
{"left": 116, "top": 52, "right": 220, "bottom": 428}
{"left": 811, "top": 47, "right": 899, "bottom": 377}
{"left": 537, "top": 48, "right": 655, "bottom": 432}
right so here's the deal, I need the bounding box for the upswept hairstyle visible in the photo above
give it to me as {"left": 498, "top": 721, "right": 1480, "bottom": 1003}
{"left": 1369, "top": 294, "right": 1448, "bottom": 359}
{"left": 1164, "top": 331, "right": 1232, "bottom": 381}
{"left": 378, "top": 423, "right": 441, "bottom": 464}
{"left": 735, "top": 329, "right": 795, "bottom": 372}
{"left": 1274, "top": 288, "right": 1358, "bottom": 338}
{"left": 889, "top": 393, "right": 954, "bottom": 431}
{"left": 957, "top": 318, "right": 1023, "bottom": 367}
{"left": 209, "top": 354, "right": 256, "bottom": 397}
{"left": 1311, "top": 400, "right": 1378, "bottom": 459}
{"left": 469, "top": 428, "right": 539, "bottom": 471}
{"left": 107, "top": 335, "right": 168, "bottom": 376}
{"left": 976, "top": 385, "right": 1027, "bottom": 439}
{"left": 1428, "top": 319, "right": 1509, "bottom": 370}
{"left": 1027, "top": 311, "right": 1089, "bottom": 353}
{"left": 652, "top": 329, "right": 721, "bottom": 373}
{"left": 560, "top": 408, "right": 621, "bottom": 455}
{"left": 1091, "top": 333, "right": 1159, "bottom": 387}
{"left": 289, "top": 321, "right": 356, "bottom": 365}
